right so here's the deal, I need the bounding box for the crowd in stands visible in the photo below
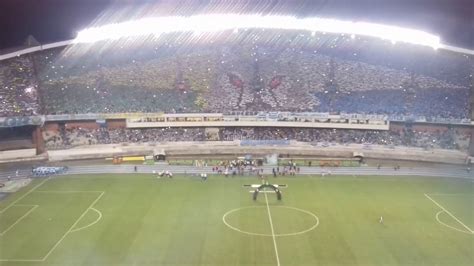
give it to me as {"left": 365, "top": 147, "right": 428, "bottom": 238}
{"left": 204, "top": 47, "right": 255, "bottom": 111}
{"left": 43, "top": 127, "right": 207, "bottom": 149}
{"left": 333, "top": 56, "right": 466, "bottom": 92}
{"left": 0, "top": 57, "right": 40, "bottom": 117}
{"left": 204, "top": 46, "right": 323, "bottom": 112}
{"left": 43, "top": 126, "right": 470, "bottom": 151}
{"left": 35, "top": 49, "right": 199, "bottom": 114}
{"left": 315, "top": 87, "right": 470, "bottom": 119}
{"left": 0, "top": 33, "right": 471, "bottom": 120}
{"left": 257, "top": 47, "right": 325, "bottom": 111}
{"left": 219, "top": 127, "right": 470, "bottom": 150}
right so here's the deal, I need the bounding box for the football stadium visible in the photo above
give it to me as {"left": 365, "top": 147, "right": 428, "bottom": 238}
{"left": 0, "top": 1, "right": 473, "bottom": 265}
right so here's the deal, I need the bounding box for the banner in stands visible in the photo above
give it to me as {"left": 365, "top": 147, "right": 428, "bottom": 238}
{"left": 294, "top": 112, "right": 330, "bottom": 119}
{"left": 340, "top": 113, "right": 387, "bottom": 121}
{"left": 240, "top": 140, "right": 290, "bottom": 146}
{"left": 44, "top": 112, "right": 165, "bottom": 121}
{"left": 0, "top": 116, "right": 45, "bottom": 128}
{"left": 32, "top": 166, "right": 68, "bottom": 176}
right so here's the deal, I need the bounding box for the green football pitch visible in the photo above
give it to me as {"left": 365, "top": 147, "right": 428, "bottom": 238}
{"left": 0, "top": 174, "right": 473, "bottom": 266}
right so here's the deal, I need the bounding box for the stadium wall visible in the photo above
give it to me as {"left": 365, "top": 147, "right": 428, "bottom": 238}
{"left": 64, "top": 121, "right": 100, "bottom": 130}
{"left": 126, "top": 119, "right": 390, "bottom": 130}
{"left": 469, "top": 128, "right": 474, "bottom": 157}
{"left": 107, "top": 119, "right": 127, "bottom": 129}
{"left": 43, "top": 122, "right": 59, "bottom": 131}
{"left": 0, "top": 140, "right": 34, "bottom": 151}
{"left": 0, "top": 148, "right": 46, "bottom": 164}
{"left": 45, "top": 142, "right": 469, "bottom": 165}
{"left": 33, "top": 127, "right": 45, "bottom": 154}
{"left": 43, "top": 120, "right": 471, "bottom": 133}
{"left": 390, "top": 122, "right": 472, "bottom": 133}
{"left": 471, "top": 84, "right": 474, "bottom": 122}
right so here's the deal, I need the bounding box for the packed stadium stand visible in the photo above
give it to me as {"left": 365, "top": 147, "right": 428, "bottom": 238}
{"left": 0, "top": 30, "right": 473, "bottom": 163}
{"left": 6, "top": 32, "right": 466, "bottom": 119}
{"left": 0, "top": 56, "right": 40, "bottom": 117}
{"left": 41, "top": 126, "right": 471, "bottom": 152}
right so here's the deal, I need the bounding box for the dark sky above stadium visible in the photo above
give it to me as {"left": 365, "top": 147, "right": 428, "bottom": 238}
{"left": 0, "top": 0, "right": 472, "bottom": 50}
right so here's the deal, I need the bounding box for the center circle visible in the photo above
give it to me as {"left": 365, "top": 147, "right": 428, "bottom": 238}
{"left": 222, "top": 206, "right": 319, "bottom": 237}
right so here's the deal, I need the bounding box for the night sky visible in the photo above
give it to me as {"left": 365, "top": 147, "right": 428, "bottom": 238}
{"left": 0, "top": 0, "right": 473, "bottom": 50}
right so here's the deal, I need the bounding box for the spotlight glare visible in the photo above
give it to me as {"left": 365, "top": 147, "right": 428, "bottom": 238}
{"left": 74, "top": 14, "right": 441, "bottom": 49}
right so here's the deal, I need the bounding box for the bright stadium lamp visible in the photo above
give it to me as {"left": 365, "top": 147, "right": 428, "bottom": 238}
{"left": 74, "top": 14, "right": 441, "bottom": 49}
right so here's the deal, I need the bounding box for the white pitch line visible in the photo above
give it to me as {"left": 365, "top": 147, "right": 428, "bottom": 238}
{"left": 0, "top": 177, "right": 49, "bottom": 213}
{"left": 436, "top": 211, "right": 474, "bottom": 235}
{"left": 424, "top": 193, "right": 474, "bottom": 234}
{"left": 70, "top": 207, "right": 102, "bottom": 233}
{"left": 41, "top": 191, "right": 105, "bottom": 261}
{"left": 0, "top": 205, "right": 38, "bottom": 236}
{"left": 264, "top": 191, "right": 281, "bottom": 266}
{"left": 426, "top": 193, "right": 474, "bottom": 196}
{"left": 34, "top": 190, "right": 105, "bottom": 193}
{"left": 222, "top": 206, "right": 319, "bottom": 237}
{"left": 0, "top": 258, "right": 43, "bottom": 262}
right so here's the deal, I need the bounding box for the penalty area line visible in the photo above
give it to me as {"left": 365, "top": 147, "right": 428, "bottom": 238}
{"left": 424, "top": 193, "right": 474, "bottom": 234}
{"left": 0, "top": 189, "right": 105, "bottom": 262}
{"left": 0, "top": 177, "right": 50, "bottom": 213}
{"left": 0, "top": 205, "right": 38, "bottom": 236}
{"left": 40, "top": 191, "right": 105, "bottom": 261}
